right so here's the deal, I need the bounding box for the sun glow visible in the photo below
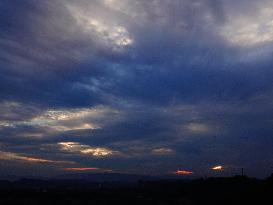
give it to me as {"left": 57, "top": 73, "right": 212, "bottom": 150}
{"left": 212, "top": 165, "right": 224, "bottom": 171}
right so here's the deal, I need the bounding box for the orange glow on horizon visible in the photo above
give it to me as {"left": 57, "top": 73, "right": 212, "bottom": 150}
{"left": 212, "top": 165, "right": 224, "bottom": 171}
{"left": 174, "top": 170, "right": 194, "bottom": 175}
{"left": 64, "top": 167, "right": 99, "bottom": 172}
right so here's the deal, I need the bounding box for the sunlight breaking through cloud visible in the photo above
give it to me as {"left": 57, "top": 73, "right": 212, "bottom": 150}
{"left": 0, "top": 106, "right": 121, "bottom": 135}
{"left": 67, "top": 4, "right": 133, "bottom": 51}
{"left": 58, "top": 142, "right": 120, "bottom": 158}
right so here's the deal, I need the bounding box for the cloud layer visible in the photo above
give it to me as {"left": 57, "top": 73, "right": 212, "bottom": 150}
{"left": 1, "top": 0, "right": 273, "bottom": 177}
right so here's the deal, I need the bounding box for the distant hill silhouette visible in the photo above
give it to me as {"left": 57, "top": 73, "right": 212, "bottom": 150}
{"left": 1, "top": 175, "right": 273, "bottom": 205}
{"left": 55, "top": 172, "right": 159, "bottom": 183}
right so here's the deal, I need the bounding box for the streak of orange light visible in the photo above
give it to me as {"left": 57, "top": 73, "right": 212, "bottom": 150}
{"left": 212, "top": 165, "right": 224, "bottom": 170}
{"left": 174, "top": 170, "right": 194, "bottom": 175}
{"left": 64, "top": 167, "right": 99, "bottom": 172}
{"left": 0, "top": 151, "right": 74, "bottom": 164}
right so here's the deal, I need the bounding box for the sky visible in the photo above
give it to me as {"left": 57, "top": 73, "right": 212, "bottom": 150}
{"left": 1, "top": 0, "right": 273, "bottom": 178}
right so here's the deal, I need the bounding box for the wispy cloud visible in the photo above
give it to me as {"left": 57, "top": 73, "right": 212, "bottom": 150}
{"left": 0, "top": 151, "right": 75, "bottom": 165}
{"left": 151, "top": 148, "right": 174, "bottom": 156}
{"left": 221, "top": 3, "right": 273, "bottom": 46}
{"left": 64, "top": 167, "right": 112, "bottom": 172}
{"left": 64, "top": 167, "right": 99, "bottom": 172}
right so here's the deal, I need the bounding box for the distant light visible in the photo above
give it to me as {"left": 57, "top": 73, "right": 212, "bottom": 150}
{"left": 174, "top": 170, "right": 194, "bottom": 175}
{"left": 212, "top": 165, "right": 224, "bottom": 171}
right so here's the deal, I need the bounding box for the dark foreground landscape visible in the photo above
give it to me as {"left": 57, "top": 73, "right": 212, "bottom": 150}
{"left": 1, "top": 174, "right": 273, "bottom": 205}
